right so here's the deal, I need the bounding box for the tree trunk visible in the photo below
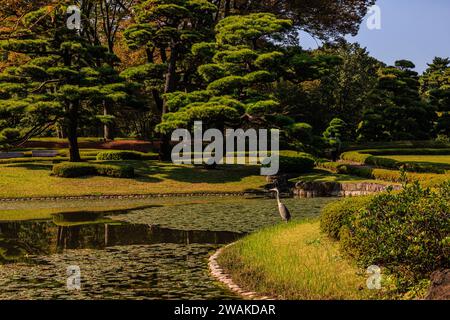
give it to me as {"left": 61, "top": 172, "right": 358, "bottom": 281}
{"left": 103, "top": 102, "right": 113, "bottom": 141}
{"left": 163, "top": 43, "right": 178, "bottom": 114}
{"left": 224, "top": 0, "right": 231, "bottom": 17}
{"left": 67, "top": 103, "right": 81, "bottom": 162}
{"left": 159, "top": 44, "right": 179, "bottom": 161}
{"left": 159, "top": 134, "right": 172, "bottom": 161}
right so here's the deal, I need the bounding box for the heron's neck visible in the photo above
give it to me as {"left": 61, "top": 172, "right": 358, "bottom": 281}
{"left": 275, "top": 191, "right": 281, "bottom": 205}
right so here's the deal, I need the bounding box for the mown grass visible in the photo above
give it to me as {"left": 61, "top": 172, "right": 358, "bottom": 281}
{"left": 290, "top": 169, "right": 395, "bottom": 185}
{"left": 0, "top": 160, "right": 266, "bottom": 198}
{"left": 217, "top": 220, "right": 380, "bottom": 300}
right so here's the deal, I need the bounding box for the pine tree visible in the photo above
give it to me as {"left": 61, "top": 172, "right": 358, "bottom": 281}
{"left": 421, "top": 57, "right": 450, "bottom": 136}
{"left": 156, "top": 13, "right": 295, "bottom": 134}
{"left": 0, "top": 3, "right": 130, "bottom": 161}
{"left": 357, "top": 60, "right": 436, "bottom": 141}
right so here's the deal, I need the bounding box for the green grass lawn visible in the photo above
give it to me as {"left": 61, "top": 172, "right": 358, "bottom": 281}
{"left": 0, "top": 160, "right": 266, "bottom": 198}
{"left": 217, "top": 220, "right": 381, "bottom": 300}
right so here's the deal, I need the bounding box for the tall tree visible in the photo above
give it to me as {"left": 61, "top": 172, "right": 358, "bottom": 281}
{"left": 421, "top": 57, "right": 450, "bottom": 136}
{"left": 156, "top": 13, "right": 296, "bottom": 135}
{"left": 0, "top": 3, "right": 130, "bottom": 160}
{"left": 357, "top": 60, "right": 436, "bottom": 142}
{"left": 211, "top": 0, "right": 376, "bottom": 40}
{"left": 122, "top": 0, "right": 218, "bottom": 158}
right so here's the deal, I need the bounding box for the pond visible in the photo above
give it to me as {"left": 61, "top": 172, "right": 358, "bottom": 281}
{"left": 0, "top": 196, "right": 335, "bottom": 300}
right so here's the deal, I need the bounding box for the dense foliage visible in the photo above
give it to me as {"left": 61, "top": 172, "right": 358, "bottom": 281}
{"left": 339, "top": 182, "right": 449, "bottom": 290}
{"left": 52, "top": 162, "right": 135, "bottom": 178}
{"left": 0, "top": 1, "right": 448, "bottom": 161}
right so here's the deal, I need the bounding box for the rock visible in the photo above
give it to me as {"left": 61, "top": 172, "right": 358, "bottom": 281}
{"left": 266, "top": 174, "right": 292, "bottom": 192}
{"left": 293, "top": 181, "right": 402, "bottom": 198}
{"left": 426, "top": 269, "right": 450, "bottom": 300}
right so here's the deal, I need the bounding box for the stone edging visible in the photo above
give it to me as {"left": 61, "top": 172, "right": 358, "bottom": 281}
{"left": 208, "top": 243, "right": 275, "bottom": 300}
{"left": 0, "top": 192, "right": 264, "bottom": 202}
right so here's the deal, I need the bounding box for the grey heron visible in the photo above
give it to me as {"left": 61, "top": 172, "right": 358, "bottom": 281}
{"left": 269, "top": 188, "right": 291, "bottom": 223}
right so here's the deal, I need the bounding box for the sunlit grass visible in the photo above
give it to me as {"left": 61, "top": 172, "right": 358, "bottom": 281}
{"left": 218, "top": 220, "right": 379, "bottom": 300}
{"left": 0, "top": 160, "right": 266, "bottom": 198}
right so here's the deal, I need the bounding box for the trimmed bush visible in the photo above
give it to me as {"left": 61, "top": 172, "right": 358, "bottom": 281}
{"left": 336, "top": 164, "right": 449, "bottom": 186}
{"left": 277, "top": 154, "right": 315, "bottom": 174}
{"left": 52, "top": 162, "right": 134, "bottom": 178}
{"left": 320, "top": 196, "right": 372, "bottom": 240}
{"left": 340, "top": 151, "right": 446, "bottom": 173}
{"left": 96, "top": 150, "right": 158, "bottom": 161}
{"left": 340, "top": 151, "right": 371, "bottom": 163}
{"left": 345, "top": 141, "right": 450, "bottom": 151}
{"left": 317, "top": 161, "right": 344, "bottom": 172}
{"left": 362, "top": 148, "right": 450, "bottom": 156}
{"left": 341, "top": 182, "right": 450, "bottom": 290}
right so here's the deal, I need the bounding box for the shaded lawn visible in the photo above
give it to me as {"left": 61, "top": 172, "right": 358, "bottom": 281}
{"left": 0, "top": 160, "right": 266, "bottom": 198}
{"left": 218, "top": 220, "right": 382, "bottom": 300}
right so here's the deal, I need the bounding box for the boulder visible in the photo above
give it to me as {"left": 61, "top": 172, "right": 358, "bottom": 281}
{"left": 426, "top": 269, "right": 450, "bottom": 300}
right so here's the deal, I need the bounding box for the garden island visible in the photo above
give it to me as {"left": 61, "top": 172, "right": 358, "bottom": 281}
{"left": 0, "top": 0, "right": 448, "bottom": 301}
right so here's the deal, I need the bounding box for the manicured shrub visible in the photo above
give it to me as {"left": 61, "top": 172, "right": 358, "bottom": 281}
{"left": 340, "top": 151, "right": 371, "bottom": 163}
{"left": 336, "top": 165, "right": 449, "bottom": 186}
{"left": 341, "top": 182, "right": 450, "bottom": 290}
{"left": 317, "top": 161, "right": 345, "bottom": 172}
{"left": 320, "top": 196, "right": 372, "bottom": 240}
{"left": 362, "top": 148, "right": 450, "bottom": 156}
{"left": 340, "top": 151, "right": 446, "bottom": 173}
{"left": 96, "top": 150, "right": 157, "bottom": 161}
{"left": 337, "top": 165, "right": 374, "bottom": 179}
{"left": 277, "top": 154, "right": 315, "bottom": 174}
{"left": 52, "top": 162, "right": 134, "bottom": 178}
{"left": 346, "top": 140, "right": 450, "bottom": 151}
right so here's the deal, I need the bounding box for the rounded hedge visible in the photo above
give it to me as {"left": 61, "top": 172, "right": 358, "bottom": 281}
{"left": 278, "top": 154, "right": 315, "bottom": 174}
{"left": 340, "top": 151, "right": 446, "bottom": 174}
{"left": 52, "top": 162, "right": 134, "bottom": 178}
{"left": 320, "top": 196, "right": 372, "bottom": 240}
{"left": 333, "top": 182, "right": 450, "bottom": 291}
{"left": 96, "top": 150, "right": 158, "bottom": 161}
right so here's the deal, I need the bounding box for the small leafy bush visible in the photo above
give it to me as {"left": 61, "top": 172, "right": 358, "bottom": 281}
{"left": 96, "top": 150, "right": 157, "bottom": 161}
{"left": 317, "top": 161, "right": 345, "bottom": 172}
{"left": 52, "top": 162, "right": 134, "bottom": 178}
{"left": 340, "top": 151, "right": 371, "bottom": 163}
{"left": 364, "top": 148, "right": 450, "bottom": 156}
{"left": 277, "top": 154, "right": 315, "bottom": 174}
{"left": 337, "top": 165, "right": 374, "bottom": 179}
{"left": 341, "top": 182, "right": 450, "bottom": 290}
{"left": 320, "top": 196, "right": 372, "bottom": 240}
{"left": 340, "top": 151, "right": 446, "bottom": 173}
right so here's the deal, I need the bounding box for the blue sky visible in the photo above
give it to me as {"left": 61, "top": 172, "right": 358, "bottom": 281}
{"left": 300, "top": 0, "right": 450, "bottom": 74}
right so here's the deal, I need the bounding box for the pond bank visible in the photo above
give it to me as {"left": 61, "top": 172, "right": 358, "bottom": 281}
{"left": 212, "top": 220, "right": 378, "bottom": 300}
{"left": 0, "top": 191, "right": 265, "bottom": 202}
{"left": 293, "top": 181, "right": 402, "bottom": 197}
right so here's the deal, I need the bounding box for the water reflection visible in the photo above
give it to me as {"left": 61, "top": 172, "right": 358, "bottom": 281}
{"left": 0, "top": 197, "right": 334, "bottom": 299}
{"left": 0, "top": 218, "right": 244, "bottom": 262}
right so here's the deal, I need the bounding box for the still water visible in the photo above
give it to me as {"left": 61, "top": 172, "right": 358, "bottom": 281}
{"left": 0, "top": 197, "right": 335, "bottom": 300}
